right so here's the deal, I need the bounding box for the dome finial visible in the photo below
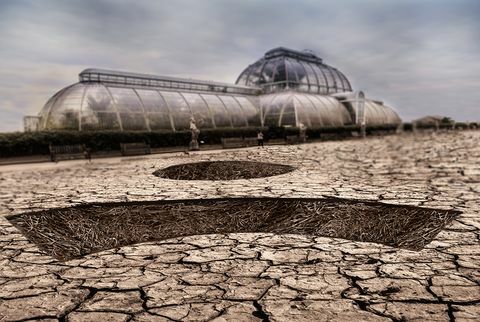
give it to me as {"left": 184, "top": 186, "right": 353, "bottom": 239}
{"left": 302, "top": 49, "right": 317, "bottom": 57}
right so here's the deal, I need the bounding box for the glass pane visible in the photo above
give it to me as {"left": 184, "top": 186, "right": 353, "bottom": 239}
{"left": 119, "top": 113, "right": 148, "bottom": 131}
{"left": 264, "top": 112, "right": 281, "bottom": 126}
{"left": 160, "top": 91, "right": 191, "bottom": 130}
{"left": 236, "top": 70, "right": 249, "bottom": 85}
{"left": 293, "top": 96, "right": 311, "bottom": 127}
{"left": 108, "top": 87, "right": 143, "bottom": 113}
{"left": 323, "top": 67, "right": 338, "bottom": 93}
{"left": 309, "top": 95, "right": 336, "bottom": 126}
{"left": 135, "top": 89, "right": 170, "bottom": 113}
{"left": 310, "top": 64, "right": 329, "bottom": 94}
{"left": 291, "top": 60, "right": 305, "bottom": 84}
{"left": 309, "top": 85, "right": 319, "bottom": 93}
{"left": 364, "top": 100, "right": 391, "bottom": 126}
{"left": 313, "top": 95, "right": 351, "bottom": 126}
{"left": 181, "top": 92, "right": 213, "bottom": 128}
{"left": 363, "top": 101, "right": 375, "bottom": 124}
{"left": 81, "top": 85, "right": 121, "bottom": 130}
{"left": 83, "top": 85, "right": 115, "bottom": 113}
{"left": 39, "top": 86, "right": 65, "bottom": 125}
{"left": 147, "top": 113, "right": 172, "bottom": 131}
{"left": 285, "top": 58, "right": 299, "bottom": 87}
{"left": 260, "top": 60, "right": 277, "bottom": 84}
{"left": 339, "top": 73, "right": 352, "bottom": 92}
{"left": 301, "top": 62, "right": 320, "bottom": 92}
{"left": 245, "top": 60, "right": 264, "bottom": 86}
{"left": 200, "top": 94, "right": 232, "bottom": 128}
{"left": 218, "top": 95, "right": 247, "bottom": 127}
{"left": 272, "top": 57, "right": 286, "bottom": 85}
{"left": 46, "top": 84, "right": 84, "bottom": 130}
{"left": 278, "top": 97, "right": 296, "bottom": 126}
{"left": 81, "top": 112, "right": 121, "bottom": 131}
{"left": 107, "top": 87, "right": 147, "bottom": 130}
{"left": 261, "top": 94, "right": 290, "bottom": 127}
{"left": 331, "top": 69, "right": 345, "bottom": 91}
{"left": 235, "top": 96, "right": 261, "bottom": 127}
{"left": 296, "top": 95, "right": 321, "bottom": 126}
{"left": 280, "top": 111, "right": 296, "bottom": 126}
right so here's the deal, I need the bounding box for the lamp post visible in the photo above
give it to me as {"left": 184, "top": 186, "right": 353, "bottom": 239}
{"left": 356, "top": 91, "right": 366, "bottom": 138}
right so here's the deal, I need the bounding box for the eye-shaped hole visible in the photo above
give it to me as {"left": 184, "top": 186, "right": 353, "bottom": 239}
{"left": 7, "top": 198, "right": 460, "bottom": 261}
{"left": 153, "top": 161, "right": 296, "bottom": 180}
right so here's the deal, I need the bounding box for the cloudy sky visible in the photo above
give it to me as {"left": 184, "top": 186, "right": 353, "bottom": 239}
{"left": 0, "top": 0, "right": 479, "bottom": 132}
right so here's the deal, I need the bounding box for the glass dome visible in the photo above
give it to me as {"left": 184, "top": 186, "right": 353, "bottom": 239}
{"left": 236, "top": 47, "right": 352, "bottom": 94}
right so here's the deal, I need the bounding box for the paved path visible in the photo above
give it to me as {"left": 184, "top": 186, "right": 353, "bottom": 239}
{"left": 0, "top": 131, "right": 479, "bottom": 321}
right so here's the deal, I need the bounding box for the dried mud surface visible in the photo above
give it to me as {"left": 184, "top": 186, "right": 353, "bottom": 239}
{"left": 0, "top": 131, "right": 479, "bottom": 321}
{"left": 8, "top": 198, "right": 458, "bottom": 260}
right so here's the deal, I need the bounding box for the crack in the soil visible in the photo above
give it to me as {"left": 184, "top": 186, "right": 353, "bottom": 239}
{"left": 252, "top": 300, "right": 270, "bottom": 322}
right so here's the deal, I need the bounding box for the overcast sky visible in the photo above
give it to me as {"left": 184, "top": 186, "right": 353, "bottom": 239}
{"left": 0, "top": 0, "right": 479, "bottom": 132}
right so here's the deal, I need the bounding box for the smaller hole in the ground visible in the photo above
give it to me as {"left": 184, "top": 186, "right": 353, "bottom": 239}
{"left": 153, "top": 161, "right": 296, "bottom": 180}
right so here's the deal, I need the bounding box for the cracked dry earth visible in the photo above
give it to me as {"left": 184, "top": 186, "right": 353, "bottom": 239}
{"left": 0, "top": 131, "right": 479, "bottom": 322}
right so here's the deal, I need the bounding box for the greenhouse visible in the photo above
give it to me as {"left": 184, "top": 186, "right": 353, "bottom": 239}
{"left": 25, "top": 47, "right": 401, "bottom": 132}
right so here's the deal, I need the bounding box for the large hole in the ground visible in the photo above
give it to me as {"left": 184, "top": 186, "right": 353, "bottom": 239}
{"left": 7, "top": 198, "right": 459, "bottom": 261}
{"left": 153, "top": 161, "right": 295, "bottom": 180}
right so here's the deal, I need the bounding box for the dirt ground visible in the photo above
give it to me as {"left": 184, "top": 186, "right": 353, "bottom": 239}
{"left": 0, "top": 131, "right": 479, "bottom": 321}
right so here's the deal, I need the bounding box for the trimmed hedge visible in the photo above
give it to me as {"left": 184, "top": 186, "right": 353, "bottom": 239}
{"left": 0, "top": 124, "right": 407, "bottom": 158}
{"left": 0, "top": 128, "right": 265, "bottom": 158}
{"left": 402, "top": 121, "right": 479, "bottom": 131}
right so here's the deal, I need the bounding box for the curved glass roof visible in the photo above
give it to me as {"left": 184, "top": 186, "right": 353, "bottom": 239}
{"left": 38, "top": 83, "right": 261, "bottom": 131}
{"left": 260, "top": 92, "right": 401, "bottom": 128}
{"left": 260, "top": 92, "right": 351, "bottom": 127}
{"left": 37, "top": 81, "right": 400, "bottom": 132}
{"left": 236, "top": 47, "right": 352, "bottom": 94}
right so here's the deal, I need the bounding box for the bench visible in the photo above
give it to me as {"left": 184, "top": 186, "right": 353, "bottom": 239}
{"left": 221, "top": 137, "right": 258, "bottom": 149}
{"left": 49, "top": 144, "right": 90, "bottom": 162}
{"left": 120, "top": 142, "right": 151, "bottom": 156}
{"left": 285, "top": 135, "right": 301, "bottom": 144}
{"left": 243, "top": 137, "right": 258, "bottom": 147}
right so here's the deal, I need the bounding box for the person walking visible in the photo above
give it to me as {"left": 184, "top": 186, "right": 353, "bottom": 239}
{"left": 84, "top": 147, "right": 92, "bottom": 162}
{"left": 257, "top": 131, "right": 264, "bottom": 147}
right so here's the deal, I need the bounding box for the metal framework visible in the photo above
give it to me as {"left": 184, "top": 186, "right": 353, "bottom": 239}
{"left": 35, "top": 82, "right": 262, "bottom": 132}
{"left": 79, "top": 69, "right": 261, "bottom": 96}
{"left": 235, "top": 47, "right": 352, "bottom": 94}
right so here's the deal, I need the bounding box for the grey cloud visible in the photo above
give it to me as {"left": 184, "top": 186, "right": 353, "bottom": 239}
{"left": 0, "top": 0, "right": 479, "bottom": 131}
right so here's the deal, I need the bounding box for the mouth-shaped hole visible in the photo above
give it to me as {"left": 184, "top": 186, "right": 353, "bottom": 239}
{"left": 7, "top": 198, "right": 459, "bottom": 261}
{"left": 153, "top": 161, "right": 295, "bottom": 180}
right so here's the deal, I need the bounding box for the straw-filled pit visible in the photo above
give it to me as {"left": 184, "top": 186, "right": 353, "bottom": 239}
{"left": 153, "top": 161, "right": 295, "bottom": 180}
{"left": 7, "top": 197, "right": 459, "bottom": 261}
